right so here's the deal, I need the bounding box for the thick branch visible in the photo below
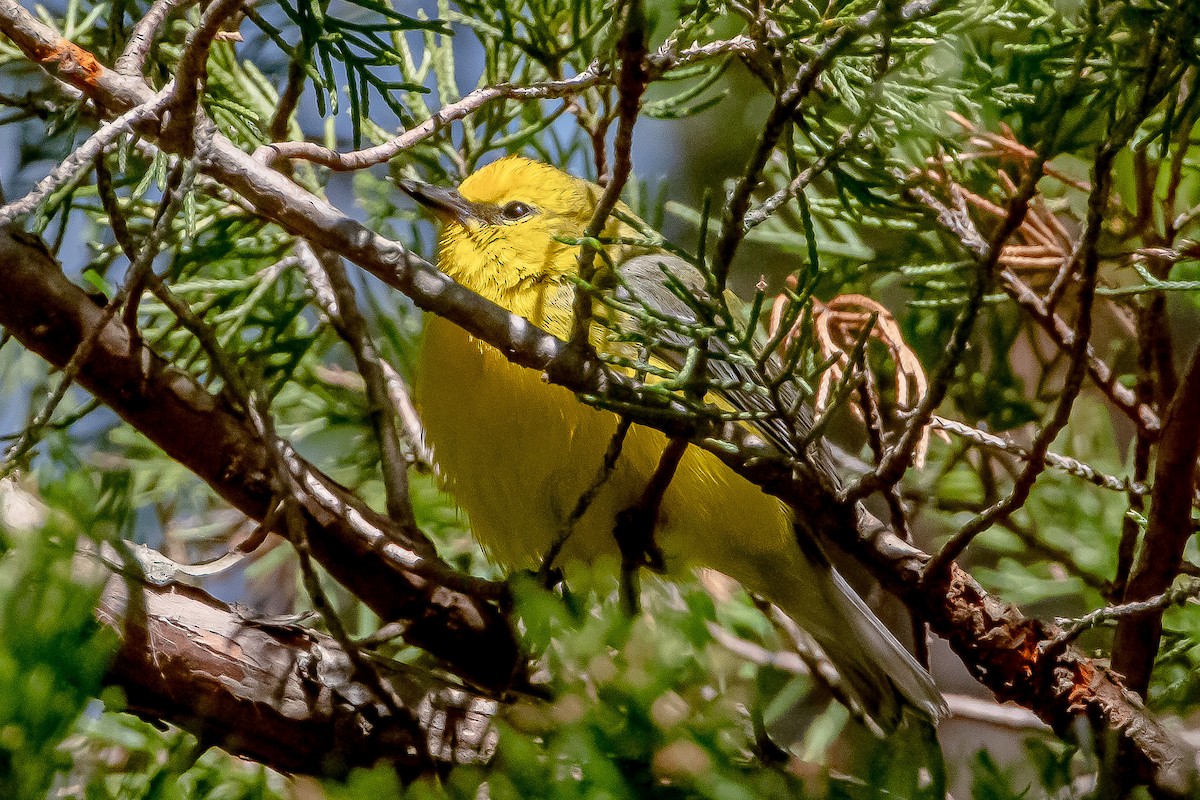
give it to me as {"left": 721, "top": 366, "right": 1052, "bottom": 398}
{"left": 0, "top": 227, "right": 520, "bottom": 690}
{"left": 97, "top": 569, "right": 498, "bottom": 777}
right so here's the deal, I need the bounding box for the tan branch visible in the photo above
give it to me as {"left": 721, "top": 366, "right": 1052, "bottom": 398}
{"left": 96, "top": 568, "right": 498, "bottom": 777}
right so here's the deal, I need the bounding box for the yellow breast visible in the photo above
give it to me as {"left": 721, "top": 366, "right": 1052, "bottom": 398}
{"left": 416, "top": 314, "right": 795, "bottom": 581}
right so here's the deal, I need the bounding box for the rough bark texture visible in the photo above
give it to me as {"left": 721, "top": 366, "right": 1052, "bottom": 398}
{"left": 96, "top": 569, "right": 499, "bottom": 777}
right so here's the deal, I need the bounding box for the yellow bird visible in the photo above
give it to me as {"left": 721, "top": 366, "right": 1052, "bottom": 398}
{"left": 406, "top": 155, "right": 943, "bottom": 728}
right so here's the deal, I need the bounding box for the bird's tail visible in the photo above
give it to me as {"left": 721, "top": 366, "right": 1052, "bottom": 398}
{"left": 768, "top": 564, "right": 946, "bottom": 730}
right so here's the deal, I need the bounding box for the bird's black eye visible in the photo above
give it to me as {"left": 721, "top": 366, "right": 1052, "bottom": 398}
{"left": 500, "top": 201, "right": 534, "bottom": 221}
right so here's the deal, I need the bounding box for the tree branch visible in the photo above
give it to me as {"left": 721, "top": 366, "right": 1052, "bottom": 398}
{"left": 115, "top": 0, "right": 193, "bottom": 75}
{"left": 1111, "top": 344, "right": 1200, "bottom": 696}
{"left": 0, "top": 227, "right": 521, "bottom": 690}
{"left": 96, "top": 566, "right": 498, "bottom": 777}
{"left": 296, "top": 242, "right": 418, "bottom": 530}
{"left": 926, "top": 135, "right": 1123, "bottom": 578}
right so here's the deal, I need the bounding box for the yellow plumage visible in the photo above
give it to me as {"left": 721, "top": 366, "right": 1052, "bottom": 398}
{"left": 410, "top": 156, "right": 943, "bottom": 726}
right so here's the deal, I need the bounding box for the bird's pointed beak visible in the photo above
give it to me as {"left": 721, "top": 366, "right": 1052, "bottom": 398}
{"left": 398, "top": 179, "right": 479, "bottom": 226}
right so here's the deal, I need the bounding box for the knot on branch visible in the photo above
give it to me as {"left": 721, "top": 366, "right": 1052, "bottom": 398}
{"left": 32, "top": 37, "right": 104, "bottom": 84}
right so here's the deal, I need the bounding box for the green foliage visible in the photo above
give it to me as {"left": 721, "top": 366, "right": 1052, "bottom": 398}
{"left": 0, "top": 488, "right": 288, "bottom": 798}
{"left": 318, "top": 575, "right": 958, "bottom": 800}
{"left": 64, "top": 713, "right": 287, "bottom": 800}
{"left": 3, "top": 0, "right": 1200, "bottom": 794}
{"left": 969, "top": 751, "right": 1031, "bottom": 800}
{"left": 0, "top": 522, "right": 114, "bottom": 799}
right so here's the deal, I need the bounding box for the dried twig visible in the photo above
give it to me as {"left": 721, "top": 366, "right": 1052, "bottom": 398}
{"left": 296, "top": 243, "right": 420, "bottom": 530}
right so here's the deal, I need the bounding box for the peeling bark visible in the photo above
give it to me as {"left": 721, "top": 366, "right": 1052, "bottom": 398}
{"left": 96, "top": 570, "right": 499, "bottom": 777}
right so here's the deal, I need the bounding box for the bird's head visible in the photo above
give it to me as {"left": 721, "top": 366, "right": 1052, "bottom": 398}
{"left": 401, "top": 156, "right": 641, "bottom": 315}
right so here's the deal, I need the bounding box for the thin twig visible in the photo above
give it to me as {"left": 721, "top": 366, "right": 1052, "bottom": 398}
{"left": 115, "top": 0, "right": 193, "bottom": 75}
{"left": 926, "top": 136, "right": 1124, "bottom": 579}
{"left": 296, "top": 242, "right": 419, "bottom": 532}
{"left": 254, "top": 35, "right": 757, "bottom": 171}
{"left": 266, "top": 26, "right": 310, "bottom": 145}
{"left": 1001, "top": 269, "right": 1160, "bottom": 434}
{"left": 0, "top": 103, "right": 195, "bottom": 476}
{"left": 843, "top": 168, "right": 1047, "bottom": 505}
{"left": 0, "top": 85, "right": 172, "bottom": 225}
{"left": 614, "top": 437, "right": 684, "bottom": 612}
{"left": 845, "top": 8, "right": 1110, "bottom": 504}
{"left": 713, "top": 0, "right": 948, "bottom": 289}
{"left": 758, "top": 600, "right": 885, "bottom": 738}
{"left": 742, "top": 19, "right": 894, "bottom": 233}
{"left": 1049, "top": 578, "right": 1200, "bottom": 651}
{"left": 567, "top": 0, "right": 648, "bottom": 348}
{"left": 928, "top": 416, "right": 1145, "bottom": 496}
{"left": 540, "top": 418, "right": 633, "bottom": 580}
{"left": 257, "top": 65, "right": 604, "bottom": 170}
{"left": 380, "top": 361, "right": 433, "bottom": 468}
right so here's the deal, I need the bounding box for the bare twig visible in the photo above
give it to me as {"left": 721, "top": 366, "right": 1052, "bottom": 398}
{"left": 311, "top": 361, "right": 432, "bottom": 468}
{"left": 256, "top": 35, "right": 759, "bottom": 172}
{"left": 842, "top": 160, "right": 1046, "bottom": 506}
{"left": 743, "top": 122, "right": 872, "bottom": 231}
{"left": 257, "top": 65, "right": 604, "bottom": 170}
{"left": 540, "top": 418, "right": 632, "bottom": 579}
{"left": 926, "top": 136, "right": 1123, "bottom": 578}
{"left": 928, "top": 416, "right": 1145, "bottom": 495}
{"left": 760, "top": 601, "right": 886, "bottom": 738}
{"left": 1049, "top": 578, "right": 1200, "bottom": 651}
{"left": 845, "top": 10, "right": 1114, "bottom": 504}
{"left": 743, "top": 19, "right": 895, "bottom": 233}
{"left": 115, "top": 0, "right": 193, "bottom": 75}
{"left": 296, "top": 243, "right": 419, "bottom": 530}
{"left": 381, "top": 362, "right": 433, "bottom": 468}
{"left": 0, "top": 105, "right": 195, "bottom": 476}
{"left": 568, "top": 0, "right": 648, "bottom": 347}
{"left": 1002, "top": 269, "right": 1160, "bottom": 433}
{"left": 713, "top": 0, "right": 948, "bottom": 290}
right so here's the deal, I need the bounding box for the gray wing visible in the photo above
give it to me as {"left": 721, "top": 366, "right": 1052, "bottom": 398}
{"left": 613, "top": 253, "right": 822, "bottom": 467}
